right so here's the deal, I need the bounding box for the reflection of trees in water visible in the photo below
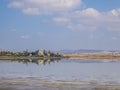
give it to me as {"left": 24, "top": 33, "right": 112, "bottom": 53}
{"left": 32, "top": 58, "right": 61, "bottom": 65}
{"left": 10, "top": 58, "right": 61, "bottom": 65}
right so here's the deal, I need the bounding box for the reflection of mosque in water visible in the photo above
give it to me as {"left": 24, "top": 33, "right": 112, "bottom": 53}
{"left": 11, "top": 58, "right": 61, "bottom": 65}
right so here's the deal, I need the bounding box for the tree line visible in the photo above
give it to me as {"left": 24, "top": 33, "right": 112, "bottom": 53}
{"left": 0, "top": 50, "right": 62, "bottom": 57}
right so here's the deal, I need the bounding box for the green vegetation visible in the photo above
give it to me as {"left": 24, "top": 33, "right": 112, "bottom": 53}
{"left": 0, "top": 50, "right": 29, "bottom": 57}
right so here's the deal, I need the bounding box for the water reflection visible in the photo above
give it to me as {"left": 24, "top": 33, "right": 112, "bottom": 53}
{"left": 10, "top": 58, "right": 61, "bottom": 65}
{"left": 0, "top": 59, "right": 120, "bottom": 84}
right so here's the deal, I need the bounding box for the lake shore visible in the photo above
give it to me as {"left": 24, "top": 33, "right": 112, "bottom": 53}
{"left": 0, "top": 77, "right": 120, "bottom": 90}
{"left": 0, "top": 53, "right": 120, "bottom": 60}
{"left": 63, "top": 53, "right": 120, "bottom": 60}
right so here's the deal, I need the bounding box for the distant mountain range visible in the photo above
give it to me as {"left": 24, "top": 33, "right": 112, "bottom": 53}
{"left": 59, "top": 49, "right": 120, "bottom": 54}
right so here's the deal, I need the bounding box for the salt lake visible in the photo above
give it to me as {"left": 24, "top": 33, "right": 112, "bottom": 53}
{"left": 0, "top": 59, "right": 120, "bottom": 90}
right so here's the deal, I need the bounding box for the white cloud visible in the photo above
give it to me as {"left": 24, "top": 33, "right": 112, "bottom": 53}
{"left": 8, "top": 0, "right": 120, "bottom": 32}
{"left": 67, "top": 23, "right": 97, "bottom": 31}
{"left": 20, "top": 35, "right": 29, "bottom": 39}
{"left": 8, "top": 0, "right": 82, "bottom": 15}
{"left": 112, "top": 37, "right": 119, "bottom": 40}
{"left": 78, "top": 8, "right": 101, "bottom": 17}
{"left": 8, "top": 1, "right": 24, "bottom": 8}
{"left": 53, "top": 17, "right": 70, "bottom": 23}
{"left": 22, "top": 8, "right": 40, "bottom": 15}
{"left": 110, "top": 8, "right": 120, "bottom": 16}
{"left": 53, "top": 8, "right": 120, "bottom": 31}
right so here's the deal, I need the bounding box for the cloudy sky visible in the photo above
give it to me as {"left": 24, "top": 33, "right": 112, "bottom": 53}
{"left": 0, "top": 0, "right": 120, "bottom": 51}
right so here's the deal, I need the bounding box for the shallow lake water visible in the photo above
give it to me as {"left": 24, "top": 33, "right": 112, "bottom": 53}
{"left": 0, "top": 59, "right": 120, "bottom": 89}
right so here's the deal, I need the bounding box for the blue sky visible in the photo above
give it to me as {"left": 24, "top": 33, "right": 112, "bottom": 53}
{"left": 0, "top": 0, "right": 120, "bottom": 51}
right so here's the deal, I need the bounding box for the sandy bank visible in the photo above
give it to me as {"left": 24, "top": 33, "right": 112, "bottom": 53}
{"left": 63, "top": 53, "right": 120, "bottom": 60}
